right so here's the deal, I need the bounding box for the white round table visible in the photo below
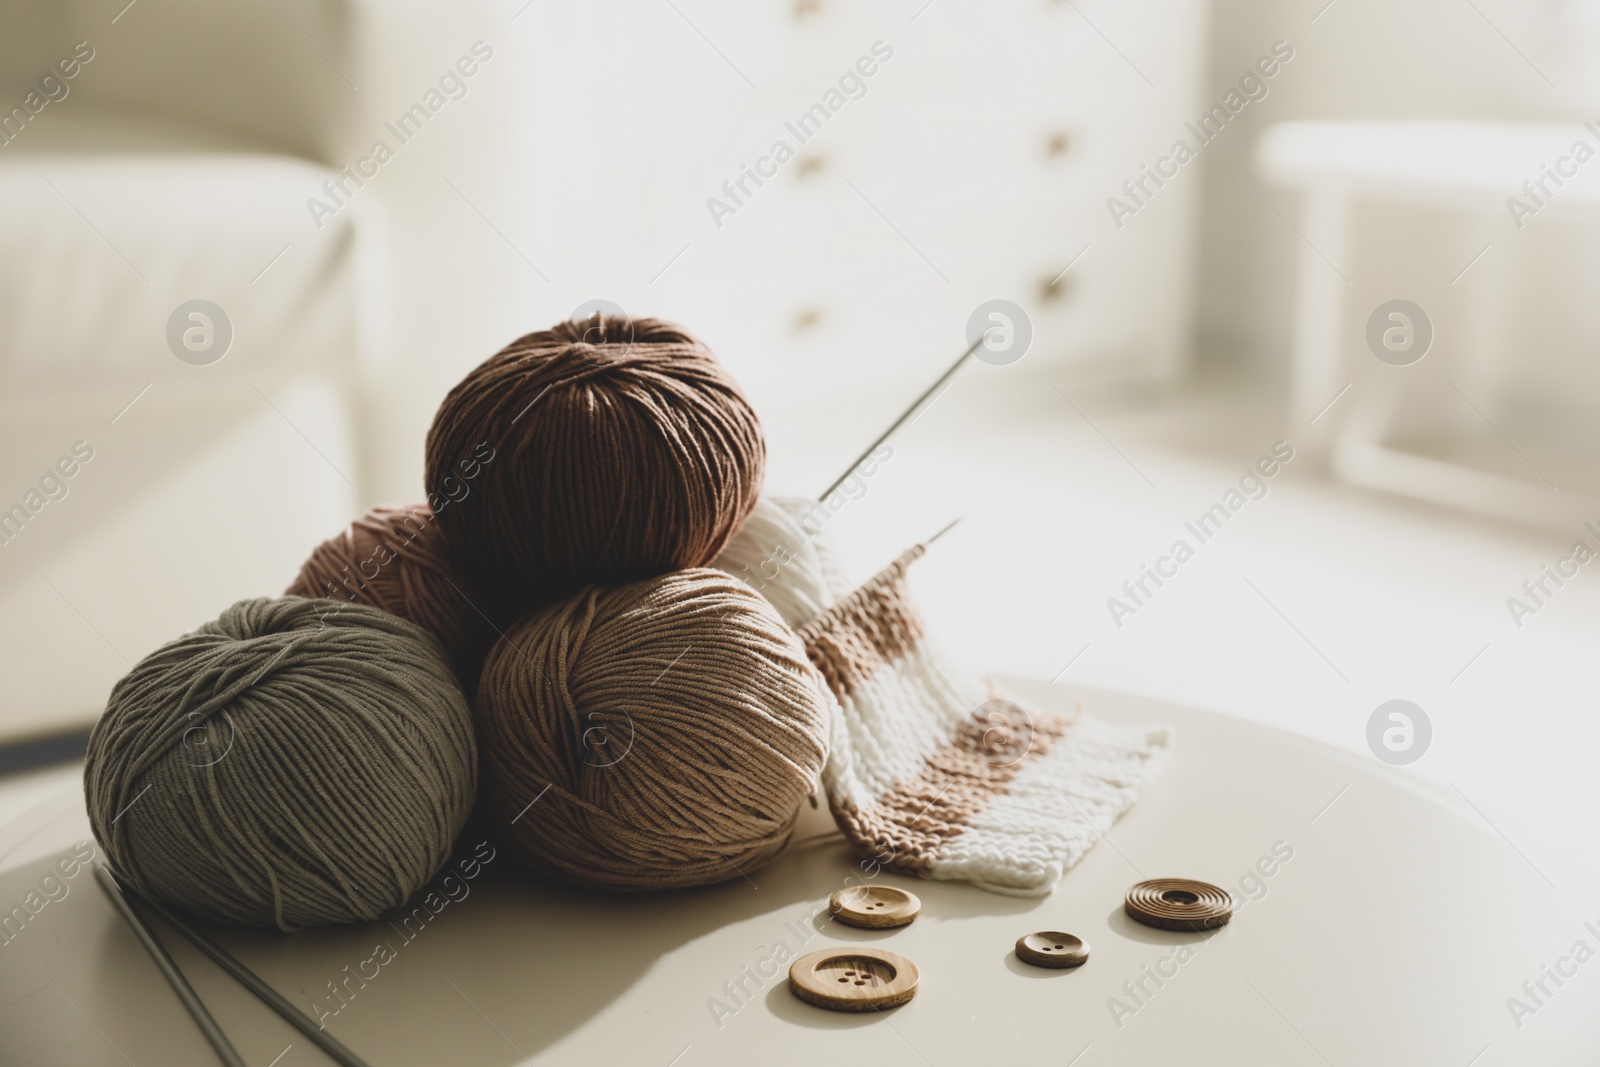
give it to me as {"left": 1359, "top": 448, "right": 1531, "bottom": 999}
{"left": 1, "top": 681, "right": 1594, "bottom": 1065}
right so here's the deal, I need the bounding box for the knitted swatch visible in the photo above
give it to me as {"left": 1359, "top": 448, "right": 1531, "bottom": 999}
{"left": 717, "top": 498, "right": 1169, "bottom": 896}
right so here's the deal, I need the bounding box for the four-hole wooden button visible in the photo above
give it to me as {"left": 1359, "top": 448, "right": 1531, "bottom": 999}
{"left": 1015, "top": 931, "right": 1089, "bottom": 968}
{"left": 789, "top": 948, "right": 919, "bottom": 1011}
{"left": 829, "top": 885, "right": 921, "bottom": 929}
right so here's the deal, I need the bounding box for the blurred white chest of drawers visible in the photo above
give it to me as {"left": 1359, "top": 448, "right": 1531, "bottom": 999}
{"left": 520, "top": 0, "right": 1208, "bottom": 409}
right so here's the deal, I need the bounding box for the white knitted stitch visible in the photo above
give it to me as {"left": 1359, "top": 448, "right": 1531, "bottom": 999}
{"left": 819, "top": 639, "right": 987, "bottom": 811}
{"left": 713, "top": 497, "right": 854, "bottom": 628}
{"left": 929, "top": 714, "right": 1170, "bottom": 895}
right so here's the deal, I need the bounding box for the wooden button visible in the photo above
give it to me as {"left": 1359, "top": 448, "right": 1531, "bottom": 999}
{"left": 829, "top": 885, "right": 921, "bottom": 929}
{"left": 1124, "top": 878, "right": 1234, "bottom": 931}
{"left": 1015, "top": 931, "right": 1089, "bottom": 968}
{"left": 788, "top": 947, "right": 919, "bottom": 1012}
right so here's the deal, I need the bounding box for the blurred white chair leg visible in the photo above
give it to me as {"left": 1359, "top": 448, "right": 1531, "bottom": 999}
{"left": 1334, "top": 377, "right": 1590, "bottom": 530}
{"left": 1288, "top": 185, "right": 1350, "bottom": 461}
{"left": 1454, "top": 217, "right": 1514, "bottom": 429}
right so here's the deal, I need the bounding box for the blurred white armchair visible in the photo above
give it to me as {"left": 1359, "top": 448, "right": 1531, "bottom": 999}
{"left": 0, "top": 0, "right": 517, "bottom": 742}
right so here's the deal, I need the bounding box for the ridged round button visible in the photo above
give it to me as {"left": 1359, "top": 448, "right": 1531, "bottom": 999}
{"left": 1015, "top": 931, "right": 1089, "bottom": 968}
{"left": 1124, "top": 878, "right": 1234, "bottom": 931}
{"left": 829, "top": 885, "right": 921, "bottom": 929}
{"left": 788, "top": 947, "right": 919, "bottom": 1011}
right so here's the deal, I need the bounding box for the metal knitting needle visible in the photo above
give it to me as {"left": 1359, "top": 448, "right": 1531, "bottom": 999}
{"left": 93, "top": 864, "right": 247, "bottom": 1067}
{"left": 818, "top": 333, "right": 986, "bottom": 501}
{"left": 925, "top": 515, "right": 963, "bottom": 545}
{"left": 120, "top": 882, "right": 374, "bottom": 1067}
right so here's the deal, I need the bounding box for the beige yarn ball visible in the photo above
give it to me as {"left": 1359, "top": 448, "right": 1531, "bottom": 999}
{"left": 475, "top": 568, "right": 832, "bottom": 890}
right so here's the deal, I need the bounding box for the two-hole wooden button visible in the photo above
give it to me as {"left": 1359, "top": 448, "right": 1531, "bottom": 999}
{"left": 829, "top": 885, "right": 921, "bottom": 929}
{"left": 1015, "top": 931, "right": 1089, "bottom": 968}
{"left": 1124, "top": 878, "right": 1234, "bottom": 931}
{"left": 789, "top": 947, "right": 919, "bottom": 1011}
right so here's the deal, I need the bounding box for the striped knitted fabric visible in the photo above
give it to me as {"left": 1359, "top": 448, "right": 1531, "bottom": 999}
{"left": 796, "top": 546, "right": 1169, "bottom": 895}
{"left": 717, "top": 498, "right": 1169, "bottom": 896}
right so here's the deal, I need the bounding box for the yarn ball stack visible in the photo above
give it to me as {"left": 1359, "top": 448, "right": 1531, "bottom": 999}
{"left": 423, "top": 314, "right": 765, "bottom": 607}
{"left": 84, "top": 598, "right": 476, "bottom": 931}
{"left": 86, "top": 311, "right": 833, "bottom": 921}
{"left": 285, "top": 503, "right": 502, "bottom": 695}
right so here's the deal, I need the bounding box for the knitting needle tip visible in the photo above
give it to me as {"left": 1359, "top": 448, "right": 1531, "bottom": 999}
{"left": 93, "top": 863, "right": 249, "bottom": 1067}
{"left": 926, "top": 515, "right": 963, "bottom": 546}
{"left": 817, "top": 334, "right": 986, "bottom": 503}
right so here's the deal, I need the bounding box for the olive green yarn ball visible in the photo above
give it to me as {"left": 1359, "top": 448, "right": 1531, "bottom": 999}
{"left": 84, "top": 597, "right": 477, "bottom": 930}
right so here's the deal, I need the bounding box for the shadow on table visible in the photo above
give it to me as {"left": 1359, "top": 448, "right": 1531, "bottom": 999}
{"left": 1104, "top": 903, "right": 1228, "bottom": 946}
{"left": 0, "top": 809, "right": 1065, "bottom": 1066}
{"left": 1002, "top": 947, "right": 1095, "bottom": 979}
{"left": 219, "top": 823, "right": 1047, "bottom": 1064}
{"left": 763, "top": 977, "right": 889, "bottom": 1029}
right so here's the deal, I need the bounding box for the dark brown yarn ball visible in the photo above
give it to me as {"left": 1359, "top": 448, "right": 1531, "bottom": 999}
{"left": 286, "top": 504, "right": 502, "bottom": 694}
{"left": 475, "top": 568, "right": 832, "bottom": 891}
{"left": 424, "top": 315, "right": 765, "bottom": 607}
